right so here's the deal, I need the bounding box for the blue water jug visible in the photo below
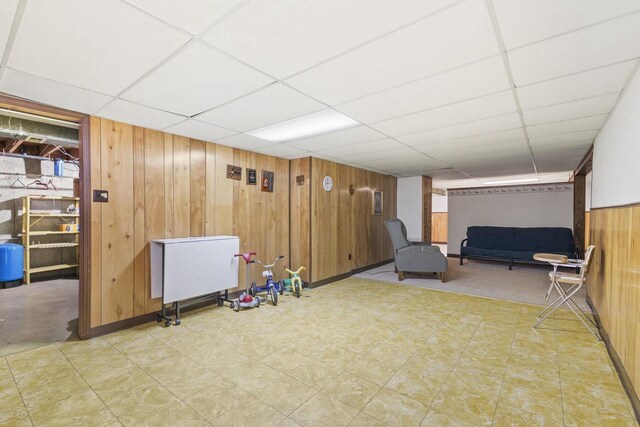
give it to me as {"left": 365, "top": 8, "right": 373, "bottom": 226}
{"left": 0, "top": 243, "right": 24, "bottom": 282}
{"left": 54, "top": 159, "right": 64, "bottom": 176}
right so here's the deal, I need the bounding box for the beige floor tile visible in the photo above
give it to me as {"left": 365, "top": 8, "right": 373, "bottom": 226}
{"left": 420, "top": 408, "right": 478, "bottom": 427}
{"left": 213, "top": 400, "right": 285, "bottom": 427}
{"left": 290, "top": 359, "right": 344, "bottom": 389}
{"left": 228, "top": 363, "right": 285, "bottom": 397}
{"left": 313, "top": 346, "right": 360, "bottom": 371}
{"left": 91, "top": 367, "right": 159, "bottom": 405}
{"left": 347, "top": 356, "right": 398, "bottom": 387}
{"left": 184, "top": 380, "right": 253, "bottom": 423}
{"left": 0, "top": 413, "right": 33, "bottom": 426}
{"left": 562, "top": 403, "right": 637, "bottom": 427}
{"left": 275, "top": 418, "right": 302, "bottom": 427}
{"left": 135, "top": 401, "right": 209, "bottom": 427}
{"left": 493, "top": 401, "right": 563, "bottom": 427}
{"left": 261, "top": 375, "right": 317, "bottom": 415}
{"left": 261, "top": 347, "right": 307, "bottom": 373}
{"left": 290, "top": 392, "right": 359, "bottom": 427}
{"left": 14, "top": 370, "right": 91, "bottom": 411}
{"left": 498, "top": 381, "right": 562, "bottom": 416}
{"left": 28, "top": 389, "right": 118, "bottom": 427}
{"left": 322, "top": 373, "right": 380, "bottom": 410}
{"left": 0, "top": 380, "right": 29, "bottom": 424}
{"left": 430, "top": 385, "right": 497, "bottom": 427}
{"left": 105, "top": 383, "right": 180, "bottom": 426}
{"left": 385, "top": 366, "right": 446, "bottom": 405}
{"left": 367, "top": 344, "right": 414, "bottom": 370}
{"left": 348, "top": 412, "right": 389, "bottom": 426}
{"left": 363, "top": 388, "right": 428, "bottom": 427}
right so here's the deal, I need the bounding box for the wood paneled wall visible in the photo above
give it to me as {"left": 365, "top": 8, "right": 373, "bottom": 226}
{"left": 588, "top": 205, "right": 640, "bottom": 395}
{"left": 432, "top": 213, "right": 448, "bottom": 243}
{"left": 290, "top": 157, "right": 397, "bottom": 283}
{"left": 89, "top": 117, "right": 289, "bottom": 327}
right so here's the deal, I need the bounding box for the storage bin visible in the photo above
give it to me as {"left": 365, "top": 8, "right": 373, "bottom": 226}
{"left": 0, "top": 243, "right": 24, "bottom": 282}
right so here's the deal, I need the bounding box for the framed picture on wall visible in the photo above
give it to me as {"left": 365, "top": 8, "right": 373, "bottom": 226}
{"left": 261, "top": 170, "right": 274, "bottom": 192}
{"left": 373, "top": 191, "right": 383, "bottom": 215}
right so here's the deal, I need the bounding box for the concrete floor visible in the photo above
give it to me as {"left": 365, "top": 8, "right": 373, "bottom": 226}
{"left": 0, "top": 278, "right": 78, "bottom": 356}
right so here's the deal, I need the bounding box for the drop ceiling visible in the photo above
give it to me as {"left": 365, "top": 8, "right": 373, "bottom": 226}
{"left": 0, "top": 0, "right": 638, "bottom": 188}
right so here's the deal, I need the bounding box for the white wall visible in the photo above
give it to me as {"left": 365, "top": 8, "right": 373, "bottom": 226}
{"left": 448, "top": 184, "right": 574, "bottom": 254}
{"left": 592, "top": 66, "right": 640, "bottom": 208}
{"left": 396, "top": 176, "right": 422, "bottom": 241}
{"left": 433, "top": 193, "right": 448, "bottom": 213}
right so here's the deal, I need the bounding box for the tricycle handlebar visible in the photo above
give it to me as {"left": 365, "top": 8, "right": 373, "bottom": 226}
{"left": 285, "top": 266, "right": 306, "bottom": 275}
{"left": 256, "top": 255, "right": 285, "bottom": 269}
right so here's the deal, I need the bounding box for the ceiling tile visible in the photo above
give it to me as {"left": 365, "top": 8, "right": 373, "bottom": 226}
{"left": 97, "top": 99, "right": 185, "bottom": 130}
{"left": 0, "top": 68, "right": 112, "bottom": 114}
{"left": 529, "top": 130, "right": 597, "bottom": 147}
{"left": 215, "top": 133, "right": 274, "bottom": 151}
{"left": 0, "top": 0, "right": 18, "bottom": 62}
{"left": 203, "top": 0, "right": 459, "bottom": 78}
{"left": 122, "top": 41, "right": 273, "bottom": 116}
{"left": 338, "top": 56, "right": 510, "bottom": 124}
{"left": 371, "top": 90, "right": 517, "bottom": 137}
{"left": 316, "top": 139, "right": 405, "bottom": 159}
{"left": 493, "top": 0, "right": 640, "bottom": 50}
{"left": 123, "top": 0, "right": 243, "bottom": 35}
{"left": 419, "top": 139, "right": 529, "bottom": 158}
{"left": 8, "top": 0, "right": 189, "bottom": 95}
{"left": 508, "top": 13, "right": 640, "bottom": 86}
{"left": 163, "top": 119, "right": 235, "bottom": 141}
{"left": 286, "top": 0, "right": 499, "bottom": 104}
{"left": 254, "top": 144, "right": 309, "bottom": 159}
{"left": 516, "top": 61, "right": 636, "bottom": 109}
{"left": 194, "top": 83, "right": 324, "bottom": 132}
{"left": 286, "top": 126, "right": 386, "bottom": 151}
{"left": 522, "top": 94, "right": 619, "bottom": 126}
{"left": 526, "top": 114, "right": 608, "bottom": 138}
{"left": 398, "top": 113, "right": 522, "bottom": 146}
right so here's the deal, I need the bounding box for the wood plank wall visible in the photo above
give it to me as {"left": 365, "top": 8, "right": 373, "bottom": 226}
{"left": 289, "top": 157, "right": 311, "bottom": 283}
{"left": 588, "top": 205, "right": 640, "bottom": 395}
{"left": 302, "top": 158, "right": 397, "bottom": 283}
{"left": 431, "top": 213, "right": 448, "bottom": 243}
{"left": 89, "top": 117, "right": 289, "bottom": 327}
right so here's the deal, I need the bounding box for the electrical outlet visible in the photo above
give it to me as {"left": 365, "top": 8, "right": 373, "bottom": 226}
{"left": 348, "top": 253, "right": 352, "bottom": 260}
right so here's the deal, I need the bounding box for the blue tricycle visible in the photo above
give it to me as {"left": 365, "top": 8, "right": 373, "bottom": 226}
{"left": 249, "top": 255, "right": 285, "bottom": 305}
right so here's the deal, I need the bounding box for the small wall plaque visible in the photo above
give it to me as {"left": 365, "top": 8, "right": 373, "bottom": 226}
{"left": 227, "top": 164, "right": 242, "bottom": 180}
{"left": 296, "top": 175, "right": 305, "bottom": 186}
{"left": 247, "top": 168, "right": 257, "bottom": 185}
{"left": 261, "top": 170, "right": 274, "bottom": 192}
{"left": 93, "top": 190, "right": 109, "bottom": 203}
{"left": 373, "top": 191, "right": 383, "bottom": 215}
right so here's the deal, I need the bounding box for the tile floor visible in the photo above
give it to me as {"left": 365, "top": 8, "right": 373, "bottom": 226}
{"left": 0, "top": 277, "right": 637, "bottom": 426}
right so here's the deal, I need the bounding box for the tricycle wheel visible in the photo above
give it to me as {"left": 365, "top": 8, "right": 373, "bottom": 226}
{"left": 294, "top": 282, "right": 300, "bottom": 298}
{"left": 218, "top": 297, "right": 224, "bottom": 307}
{"left": 174, "top": 319, "right": 181, "bottom": 326}
{"left": 256, "top": 298, "right": 260, "bottom": 308}
{"left": 270, "top": 287, "right": 278, "bottom": 306}
{"left": 279, "top": 282, "right": 284, "bottom": 295}
{"left": 164, "top": 320, "right": 171, "bottom": 328}
{"left": 233, "top": 301, "right": 240, "bottom": 312}
{"left": 250, "top": 282, "right": 257, "bottom": 296}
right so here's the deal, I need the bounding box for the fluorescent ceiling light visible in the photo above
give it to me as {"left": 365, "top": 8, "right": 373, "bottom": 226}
{"left": 247, "top": 109, "right": 358, "bottom": 142}
{"left": 482, "top": 178, "right": 539, "bottom": 185}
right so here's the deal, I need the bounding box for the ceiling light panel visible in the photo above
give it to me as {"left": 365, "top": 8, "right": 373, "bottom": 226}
{"left": 508, "top": 13, "right": 640, "bottom": 86}
{"left": 338, "top": 56, "right": 511, "bottom": 124}
{"left": 163, "top": 119, "right": 236, "bottom": 142}
{"left": 8, "top": 0, "right": 190, "bottom": 95}
{"left": 202, "top": 0, "right": 460, "bottom": 79}
{"left": 516, "top": 61, "right": 636, "bottom": 110}
{"left": 371, "top": 90, "right": 517, "bottom": 137}
{"left": 123, "top": 0, "right": 244, "bottom": 35}
{"left": 97, "top": 99, "right": 185, "bottom": 130}
{"left": 286, "top": 0, "right": 500, "bottom": 105}
{"left": 194, "top": 83, "right": 324, "bottom": 132}
{"left": 122, "top": 42, "right": 273, "bottom": 116}
{"left": 0, "top": 68, "right": 112, "bottom": 114}
{"left": 493, "top": 0, "right": 640, "bottom": 50}
{"left": 285, "top": 125, "right": 387, "bottom": 151}
{"left": 0, "top": 0, "right": 18, "bottom": 60}
{"left": 398, "top": 113, "right": 522, "bottom": 146}
{"left": 522, "top": 94, "right": 619, "bottom": 126}
{"left": 247, "top": 109, "right": 358, "bottom": 142}
{"left": 526, "top": 114, "right": 608, "bottom": 138}
{"left": 216, "top": 133, "right": 279, "bottom": 151}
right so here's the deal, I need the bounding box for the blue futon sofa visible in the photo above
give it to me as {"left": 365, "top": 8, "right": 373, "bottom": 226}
{"left": 460, "top": 226, "right": 577, "bottom": 270}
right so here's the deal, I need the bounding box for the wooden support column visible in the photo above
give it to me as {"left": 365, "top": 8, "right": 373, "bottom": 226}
{"left": 422, "top": 175, "right": 432, "bottom": 243}
{"left": 573, "top": 174, "right": 586, "bottom": 255}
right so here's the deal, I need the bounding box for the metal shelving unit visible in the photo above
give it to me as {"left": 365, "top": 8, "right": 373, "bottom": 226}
{"left": 21, "top": 195, "right": 80, "bottom": 284}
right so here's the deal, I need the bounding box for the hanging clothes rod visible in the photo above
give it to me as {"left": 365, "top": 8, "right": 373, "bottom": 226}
{"left": 1, "top": 151, "right": 79, "bottom": 164}
{"left": 0, "top": 172, "right": 76, "bottom": 179}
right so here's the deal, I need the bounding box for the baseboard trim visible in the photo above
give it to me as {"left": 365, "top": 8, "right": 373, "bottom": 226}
{"left": 311, "top": 258, "right": 394, "bottom": 288}
{"left": 586, "top": 295, "right": 640, "bottom": 423}
{"left": 448, "top": 253, "right": 460, "bottom": 258}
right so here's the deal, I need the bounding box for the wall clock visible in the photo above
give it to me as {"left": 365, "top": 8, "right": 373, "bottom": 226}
{"left": 322, "top": 176, "right": 333, "bottom": 192}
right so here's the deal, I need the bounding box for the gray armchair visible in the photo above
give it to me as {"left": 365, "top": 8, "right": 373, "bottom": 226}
{"left": 384, "top": 218, "right": 448, "bottom": 282}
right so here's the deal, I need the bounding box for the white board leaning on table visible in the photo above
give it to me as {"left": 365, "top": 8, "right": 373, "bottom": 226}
{"left": 150, "top": 236, "right": 240, "bottom": 304}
